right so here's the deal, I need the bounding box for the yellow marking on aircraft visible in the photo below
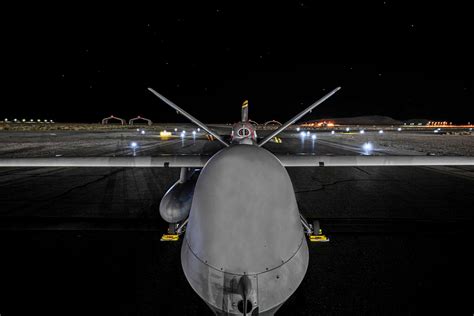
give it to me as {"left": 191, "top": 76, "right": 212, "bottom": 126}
{"left": 242, "top": 100, "right": 248, "bottom": 108}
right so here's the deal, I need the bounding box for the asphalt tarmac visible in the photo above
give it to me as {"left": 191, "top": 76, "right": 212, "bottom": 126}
{"left": 0, "top": 128, "right": 472, "bottom": 315}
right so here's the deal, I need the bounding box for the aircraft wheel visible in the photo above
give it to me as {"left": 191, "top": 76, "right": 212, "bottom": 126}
{"left": 313, "top": 220, "right": 321, "bottom": 235}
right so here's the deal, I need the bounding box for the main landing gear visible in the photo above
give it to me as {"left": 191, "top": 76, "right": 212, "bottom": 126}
{"left": 300, "top": 215, "right": 330, "bottom": 243}
{"left": 160, "top": 218, "right": 188, "bottom": 241}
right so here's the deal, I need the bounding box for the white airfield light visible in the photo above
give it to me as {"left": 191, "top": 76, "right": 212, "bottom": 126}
{"left": 331, "top": 130, "right": 335, "bottom": 134}
{"left": 296, "top": 127, "right": 301, "bottom": 132}
{"left": 379, "top": 130, "right": 384, "bottom": 134}
{"left": 141, "top": 130, "right": 146, "bottom": 135}
{"left": 197, "top": 128, "right": 201, "bottom": 132}
{"left": 130, "top": 142, "right": 138, "bottom": 156}
{"left": 299, "top": 131, "right": 306, "bottom": 138}
{"left": 192, "top": 130, "right": 196, "bottom": 135}
{"left": 397, "top": 127, "right": 402, "bottom": 131}
{"left": 311, "top": 133, "right": 317, "bottom": 151}
{"left": 362, "top": 142, "right": 373, "bottom": 154}
{"left": 174, "top": 128, "right": 178, "bottom": 132}
{"left": 345, "top": 127, "right": 350, "bottom": 132}
{"left": 360, "top": 130, "right": 365, "bottom": 134}
{"left": 306, "top": 131, "right": 310, "bottom": 136}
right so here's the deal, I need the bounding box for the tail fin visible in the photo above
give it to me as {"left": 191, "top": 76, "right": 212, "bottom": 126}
{"left": 148, "top": 88, "right": 229, "bottom": 147}
{"left": 258, "top": 87, "right": 341, "bottom": 147}
{"left": 241, "top": 100, "right": 249, "bottom": 122}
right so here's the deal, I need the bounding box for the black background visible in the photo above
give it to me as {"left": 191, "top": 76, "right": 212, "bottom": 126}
{"left": 2, "top": 1, "right": 473, "bottom": 123}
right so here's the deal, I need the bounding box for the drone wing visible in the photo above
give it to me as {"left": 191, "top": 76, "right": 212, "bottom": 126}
{"left": 275, "top": 155, "right": 474, "bottom": 167}
{"left": 0, "top": 156, "right": 211, "bottom": 168}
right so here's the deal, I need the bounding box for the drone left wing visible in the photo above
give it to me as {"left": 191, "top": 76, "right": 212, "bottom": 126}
{"left": 0, "top": 156, "right": 211, "bottom": 168}
{"left": 275, "top": 155, "right": 474, "bottom": 167}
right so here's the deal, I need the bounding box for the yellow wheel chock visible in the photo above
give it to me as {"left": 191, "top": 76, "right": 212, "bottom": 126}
{"left": 160, "top": 234, "right": 179, "bottom": 242}
{"left": 309, "top": 228, "right": 330, "bottom": 242}
{"left": 309, "top": 234, "right": 330, "bottom": 242}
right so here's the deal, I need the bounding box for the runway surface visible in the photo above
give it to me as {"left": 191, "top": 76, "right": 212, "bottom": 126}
{"left": 0, "top": 127, "right": 472, "bottom": 315}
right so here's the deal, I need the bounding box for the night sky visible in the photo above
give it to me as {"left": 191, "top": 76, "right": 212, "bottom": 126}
{"left": 2, "top": 2, "right": 473, "bottom": 124}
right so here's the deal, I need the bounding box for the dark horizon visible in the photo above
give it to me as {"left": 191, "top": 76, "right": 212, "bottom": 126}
{"left": 2, "top": 2, "right": 473, "bottom": 124}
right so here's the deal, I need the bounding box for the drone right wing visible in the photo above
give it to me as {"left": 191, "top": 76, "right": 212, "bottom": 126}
{"left": 275, "top": 155, "right": 474, "bottom": 167}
